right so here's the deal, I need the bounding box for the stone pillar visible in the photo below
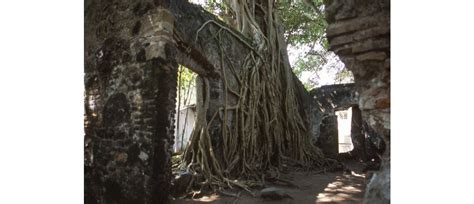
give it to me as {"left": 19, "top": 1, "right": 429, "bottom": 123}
{"left": 85, "top": 3, "right": 177, "bottom": 203}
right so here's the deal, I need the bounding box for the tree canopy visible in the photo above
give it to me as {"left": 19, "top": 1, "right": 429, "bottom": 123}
{"left": 277, "top": 0, "right": 353, "bottom": 89}
{"left": 178, "top": 0, "right": 338, "bottom": 192}
{"left": 192, "top": 0, "right": 353, "bottom": 90}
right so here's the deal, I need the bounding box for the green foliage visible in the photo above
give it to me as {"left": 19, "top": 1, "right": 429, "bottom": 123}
{"left": 177, "top": 65, "right": 197, "bottom": 108}
{"left": 293, "top": 51, "right": 324, "bottom": 76}
{"left": 194, "top": 0, "right": 228, "bottom": 16}
{"left": 277, "top": 0, "right": 353, "bottom": 90}
{"left": 302, "top": 81, "right": 314, "bottom": 91}
{"left": 178, "top": 65, "right": 195, "bottom": 89}
{"left": 193, "top": 0, "right": 353, "bottom": 90}
{"left": 334, "top": 67, "right": 354, "bottom": 84}
{"left": 277, "top": 0, "right": 327, "bottom": 48}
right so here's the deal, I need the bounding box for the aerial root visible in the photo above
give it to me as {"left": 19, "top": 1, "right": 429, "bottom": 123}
{"left": 177, "top": 0, "right": 332, "bottom": 194}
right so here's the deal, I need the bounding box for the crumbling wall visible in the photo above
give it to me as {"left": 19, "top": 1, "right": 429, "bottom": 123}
{"left": 323, "top": 0, "right": 390, "bottom": 203}
{"left": 316, "top": 115, "right": 339, "bottom": 158}
{"left": 84, "top": 0, "right": 177, "bottom": 203}
{"left": 309, "top": 83, "right": 358, "bottom": 142}
{"left": 169, "top": 0, "right": 315, "bottom": 162}
{"left": 84, "top": 0, "right": 271, "bottom": 202}
{"left": 170, "top": 1, "right": 252, "bottom": 163}
{"left": 351, "top": 105, "right": 366, "bottom": 160}
{"left": 309, "top": 83, "right": 360, "bottom": 159}
{"left": 85, "top": 0, "right": 320, "bottom": 202}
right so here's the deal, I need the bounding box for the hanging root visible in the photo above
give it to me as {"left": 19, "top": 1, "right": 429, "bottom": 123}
{"left": 177, "top": 0, "right": 332, "bottom": 193}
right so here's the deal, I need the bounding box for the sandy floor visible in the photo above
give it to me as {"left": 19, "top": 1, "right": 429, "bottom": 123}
{"left": 171, "top": 160, "right": 367, "bottom": 204}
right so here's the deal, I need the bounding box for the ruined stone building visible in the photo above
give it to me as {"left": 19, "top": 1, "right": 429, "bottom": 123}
{"left": 84, "top": 0, "right": 390, "bottom": 203}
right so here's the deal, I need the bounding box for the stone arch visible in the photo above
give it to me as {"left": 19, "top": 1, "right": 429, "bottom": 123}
{"left": 309, "top": 83, "right": 359, "bottom": 141}
{"left": 323, "top": 0, "right": 390, "bottom": 203}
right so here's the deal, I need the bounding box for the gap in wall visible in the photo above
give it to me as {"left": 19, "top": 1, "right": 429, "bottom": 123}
{"left": 336, "top": 107, "right": 353, "bottom": 153}
{"left": 174, "top": 65, "right": 197, "bottom": 153}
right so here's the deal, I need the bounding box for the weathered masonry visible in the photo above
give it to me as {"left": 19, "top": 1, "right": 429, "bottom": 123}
{"left": 84, "top": 0, "right": 390, "bottom": 203}
{"left": 84, "top": 2, "right": 179, "bottom": 202}
{"left": 309, "top": 84, "right": 362, "bottom": 159}
{"left": 85, "top": 0, "right": 310, "bottom": 203}
{"left": 324, "top": 0, "right": 390, "bottom": 203}
{"left": 308, "top": 83, "right": 381, "bottom": 162}
{"left": 309, "top": 83, "right": 358, "bottom": 143}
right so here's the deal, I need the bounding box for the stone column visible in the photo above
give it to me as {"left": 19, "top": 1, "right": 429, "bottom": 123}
{"left": 142, "top": 8, "right": 178, "bottom": 203}
{"left": 84, "top": 4, "right": 177, "bottom": 203}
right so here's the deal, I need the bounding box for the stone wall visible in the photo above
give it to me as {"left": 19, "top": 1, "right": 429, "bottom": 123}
{"left": 85, "top": 1, "right": 177, "bottom": 203}
{"left": 85, "top": 0, "right": 323, "bottom": 202}
{"left": 316, "top": 115, "right": 339, "bottom": 158}
{"left": 323, "top": 0, "right": 390, "bottom": 203}
{"left": 309, "top": 83, "right": 358, "bottom": 142}
{"left": 170, "top": 1, "right": 252, "bottom": 163}
{"left": 169, "top": 0, "right": 314, "bottom": 163}
{"left": 351, "top": 105, "right": 366, "bottom": 160}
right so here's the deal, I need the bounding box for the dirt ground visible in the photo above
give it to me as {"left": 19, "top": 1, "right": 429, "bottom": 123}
{"left": 170, "top": 160, "right": 367, "bottom": 204}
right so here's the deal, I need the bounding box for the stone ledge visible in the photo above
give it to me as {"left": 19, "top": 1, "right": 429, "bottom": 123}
{"left": 326, "top": 13, "right": 389, "bottom": 38}
{"left": 332, "top": 37, "right": 389, "bottom": 57}
{"left": 352, "top": 38, "right": 390, "bottom": 54}
{"left": 329, "top": 25, "right": 390, "bottom": 47}
{"left": 356, "top": 51, "right": 387, "bottom": 61}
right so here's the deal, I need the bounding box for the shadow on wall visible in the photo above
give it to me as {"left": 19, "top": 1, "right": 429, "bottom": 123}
{"left": 309, "top": 83, "right": 358, "bottom": 143}
{"left": 310, "top": 84, "right": 359, "bottom": 158}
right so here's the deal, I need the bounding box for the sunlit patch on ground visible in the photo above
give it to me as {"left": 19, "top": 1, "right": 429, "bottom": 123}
{"left": 171, "top": 163, "right": 367, "bottom": 204}
{"left": 172, "top": 193, "right": 222, "bottom": 203}
{"left": 194, "top": 194, "right": 221, "bottom": 202}
{"left": 315, "top": 172, "right": 366, "bottom": 203}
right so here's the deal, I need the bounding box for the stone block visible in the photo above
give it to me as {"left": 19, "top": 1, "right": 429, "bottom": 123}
{"left": 330, "top": 25, "right": 390, "bottom": 47}
{"left": 356, "top": 51, "right": 387, "bottom": 61}
{"left": 375, "top": 98, "right": 390, "bottom": 109}
{"left": 352, "top": 38, "right": 390, "bottom": 54}
{"left": 326, "top": 14, "right": 389, "bottom": 38}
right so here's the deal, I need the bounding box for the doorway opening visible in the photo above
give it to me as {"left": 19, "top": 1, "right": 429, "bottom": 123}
{"left": 336, "top": 107, "right": 353, "bottom": 153}
{"left": 174, "top": 65, "right": 197, "bottom": 153}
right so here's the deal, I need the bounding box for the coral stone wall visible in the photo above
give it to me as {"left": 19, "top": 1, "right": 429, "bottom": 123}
{"left": 169, "top": 0, "right": 315, "bottom": 163}
{"left": 317, "top": 115, "right": 339, "bottom": 158}
{"left": 323, "top": 0, "right": 390, "bottom": 203}
{"left": 84, "top": 0, "right": 177, "bottom": 203}
{"left": 309, "top": 83, "right": 358, "bottom": 142}
{"left": 84, "top": 0, "right": 336, "bottom": 202}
